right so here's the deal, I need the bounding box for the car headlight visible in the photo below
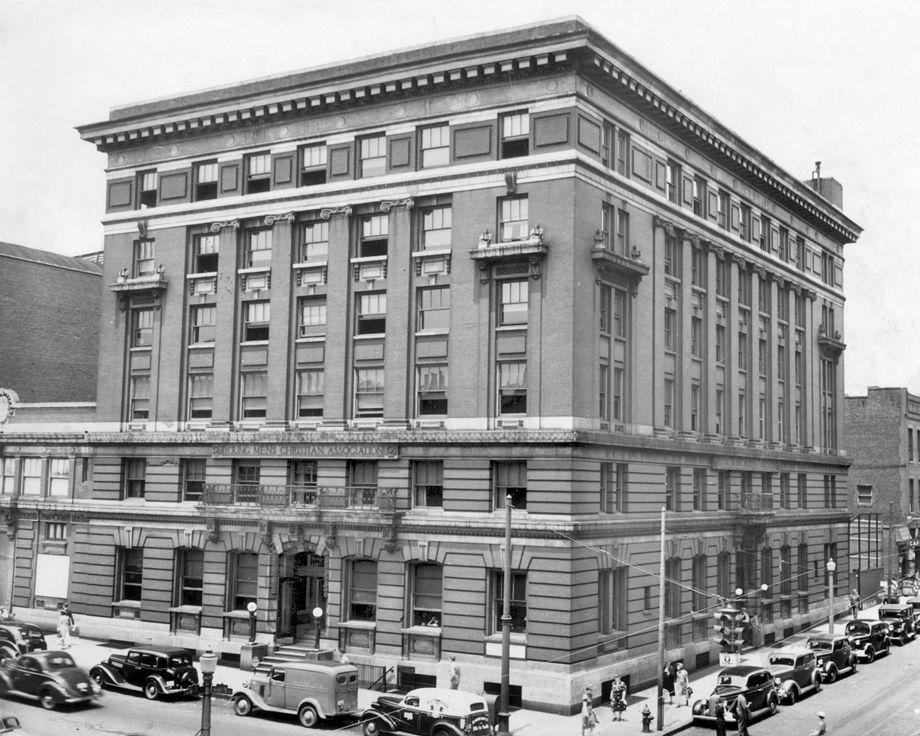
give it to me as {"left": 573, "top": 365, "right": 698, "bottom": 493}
{"left": 773, "top": 677, "right": 782, "bottom": 687}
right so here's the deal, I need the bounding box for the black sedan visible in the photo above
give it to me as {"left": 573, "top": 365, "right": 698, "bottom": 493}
{"left": 691, "top": 665, "right": 779, "bottom": 725}
{"left": 0, "top": 651, "right": 101, "bottom": 709}
{"left": 361, "top": 687, "right": 492, "bottom": 736}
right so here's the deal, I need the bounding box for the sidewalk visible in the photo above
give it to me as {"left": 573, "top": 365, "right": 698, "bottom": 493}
{"left": 55, "top": 603, "right": 884, "bottom": 736}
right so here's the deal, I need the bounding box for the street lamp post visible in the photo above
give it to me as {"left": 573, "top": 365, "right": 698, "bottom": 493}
{"left": 198, "top": 649, "right": 217, "bottom": 736}
{"left": 826, "top": 559, "right": 837, "bottom": 635}
{"left": 313, "top": 606, "right": 324, "bottom": 649}
{"left": 497, "top": 495, "right": 512, "bottom": 736}
{"left": 246, "top": 601, "right": 258, "bottom": 643}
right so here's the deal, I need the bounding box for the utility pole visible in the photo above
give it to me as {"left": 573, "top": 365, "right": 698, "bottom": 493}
{"left": 888, "top": 501, "right": 895, "bottom": 601}
{"left": 656, "top": 506, "right": 666, "bottom": 732}
{"left": 497, "top": 495, "right": 512, "bottom": 736}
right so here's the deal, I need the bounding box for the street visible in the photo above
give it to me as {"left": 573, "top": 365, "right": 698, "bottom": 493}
{"left": 680, "top": 639, "right": 920, "bottom": 736}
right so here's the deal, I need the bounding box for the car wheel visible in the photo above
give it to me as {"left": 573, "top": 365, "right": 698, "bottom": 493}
{"left": 90, "top": 669, "right": 106, "bottom": 688}
{"left": 233, "top": 696, "right": 252, "bottom": 717}
{"left": 363, "top": 717, "right": 385, "bottom": 736}
{"left": 767, "top": 695, "right": 778, "bottom": 715}
{"left": 39, "top": 689, "right": 57, "bottom": 710}
{"left": 825, "top": 665, "right": 837, "bottom": 683}
{"left": 864, "top": 646, "right": 875, "bottom": 663}
{"left": 298, "top": 704, "right": 319, "bottom": 728}
{"left": 143, "top": 680, "right": 160, "bottom": 700}
{"left": 785, "top": 688, "right": 797, "bottom": 705}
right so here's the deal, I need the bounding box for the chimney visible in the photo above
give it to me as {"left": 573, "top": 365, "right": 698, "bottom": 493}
{"left": 803, "top": 161, "right": 843, "bottom": 209}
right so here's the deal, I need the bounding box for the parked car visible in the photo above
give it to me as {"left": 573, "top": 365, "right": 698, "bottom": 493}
{"left": 361, "top": 687, "right": 493, "bottom": 736}
{"left": 903, "top": 597, "right": 920, "bottom": 627}
{"left": 844, "top": 619, "right": 891, "bottom": 662}
{"left": 89, "top": 647, "right": 198, "bottom": 700}
{"left": 233, "top": 659, "right": 358, "bottom": 728}
{"left": 876, "top": 603, "right": 916, "bottom": 644}
{"left": 691, "top": 666, "right": 779, "bottom": 725}
{"left": 0, "top": 651, "right": 101, "bottom": 709}
{"left": 764, "top": 650, "right": 821, "bottom": 704}
{"left": 0, "top": 624, "right": 46, "bottom": 659}
{"left": 805, "top": 634, "right": 858, "bottom": 682}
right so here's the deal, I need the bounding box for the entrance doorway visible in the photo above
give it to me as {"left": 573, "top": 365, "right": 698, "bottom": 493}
{"left": 278, "top": 552, "right": 325, "bottom": 642}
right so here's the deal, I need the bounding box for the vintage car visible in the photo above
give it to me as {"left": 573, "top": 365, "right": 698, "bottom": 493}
{"left": 0, "top": 651, "right": 101, "bottom": 709}
{"left": 904, "top": 597, "right": 920, "bottom": 627}
{"left": 876, "top": 603, "right": 917, "bottom": 644}
{"left": 89, "top": 647, "right": 199, "bottom": 700}
{"left": 690, "top": 666, "right": 779, "bottom": 725}
{"left": 0, "top": 623, "right": 46, "bottom": 659}
{"left": 361, "top": 687, "right": 493, "bottom": 736}
{"left": 805, "top": 634, "right": 858, "bottom": 682}
{"left": 233, "top": 659, "right": 359, "bottom": 728}
{"left": 764, "top": 650, "right": 821, "bottom": 704}
{"left": 844, "top": 619, "right": 891, "bottom": 662}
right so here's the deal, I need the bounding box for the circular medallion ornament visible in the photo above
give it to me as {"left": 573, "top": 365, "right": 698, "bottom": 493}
{"left": 0, "top": 389, "right": 20, "bottom": 425}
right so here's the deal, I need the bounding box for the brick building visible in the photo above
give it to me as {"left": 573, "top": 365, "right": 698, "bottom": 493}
{"left": 0, "top": 18, "right": 860, "bottom": 711}
{"left": 845, "top": 387, "right": 920, "bottom": 585}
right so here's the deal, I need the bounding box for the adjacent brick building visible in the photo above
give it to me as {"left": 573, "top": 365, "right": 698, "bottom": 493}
{"left": 0, "top": 18, "right": 861, "bottom": 711}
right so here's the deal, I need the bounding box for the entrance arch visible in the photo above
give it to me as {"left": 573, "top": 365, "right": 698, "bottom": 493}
{"left": 278, "top": 551, "right": 326, "bottom": 642}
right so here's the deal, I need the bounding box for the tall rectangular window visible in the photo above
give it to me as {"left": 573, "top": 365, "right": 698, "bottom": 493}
{"left": 300, "top": 221, "right": 329, "bottom": 263}
{"left": 717, "top": 190, "right": 730, "bottom": 229}
{"left": 666, "top": 160, "right": 681, "bottom": 204}
{"left": 490, "top": 570, "right": 526, "bottom": 633}
{"left": 359, "top": 214, "right": 389, "bottom": 257}
{"left": 715, "top": 256, "right": 728, "bottom": 298}
{"left": 233, "top": 461, "right": 260, "bottom": 502}
{"left": 297, "top": 297, "right": 327, "bottom": 337}
{"left": 664, "top": 235, "right": 680, "bottom": 278}
{"left": 121, "top": 458, "right": 145, "bottom": 499}
{"left": 500, "top": 112, "right": 529, "bottom": 158}
{"left": 691, "top": 244, "right": 705, "bottom": 287}
{"left": 194, "top": 161, "right": 219, "bottom": 201}
{"left": 499, "top": 279, "right": 528, "bottom": 326}
{"left": 347, "top": 559, "right": 378, "bottom": 621}
{"left": 420, "top": 124, "right": 450, "bottom": 168}
{"left": 497, "top": 362, "right": 527, "bottom": 415}
{"left": 715, "top": 388, "right": 724, "bottom": 434}
{"left": 129, "top": 375, "right": 150, "bottom": 420}
{"left": 780, "top": 472, "right": 791, "bottom": 509}
{"left": 355, "top": 368, "right": 384, "bottom": 417}
{"left": 738, "top": 331, "right": 748, "bottom": 371}
{"left": 600, "top": 462, "right": 623, "bottom": 513}
{"left": 193, "top": 233, "right": 219, "bottom": 273}
{"left": 181, "top": 458, "right": 206, "bottom": 502}
{"left": 134, "top": 238, "right": 156, "bottom": 277}
{"left": 691, "top": 317, "right": 702, "bottom": 357}
{"left": 20, "top": 458, "right": 42, "bottom": 495}
{"left": 598, "top": 567, "right": 627, "bottom": 635}
{"left": 690, "top": 383, "right": 700, "bottom": 431}
{"left": 797, "top": 473, "right": 808, "bottom": 509}
{"left": 664, "top": 308, "right": 677, "bottom": 351}
{"left": 494, "top": 461, "right": 526, "bottom": 509}
{"left": 245, "top": 152, "right": 271, "bottom": 194}
{"left": 240, "top": 371, "right": 268, "bottom": 418}
{"left": 413, "top": 460, "right": 443, "bottom": 508}
{"left": 356, "top": 292, "right": 387, "bottom": 335}
{"left": 288, "top": 460, "right": 318, "bottom": 504}
{"left": 717, "top": 470, "right": 729, "bottom": 510}
{"left": 359, "top": 134, "right": 387, "bottom": 177}
{"left": 663, "top": 376, "right": 675, "bottom": 428}
{"left": 598, "top": 364, "right": 609, "bottom": 421}
{"left": 615, "top": 128, "right": 630, "bottom": 175}
{"left": 417, "top": 364, "right": 448, "bottom": 416}
{"left": 665, "top": 467, "right": 680, "bottom": 511}
{"left": 131, "top": 308, "right": 154, "bottom": 347}
{"left": 421, "top": 205, "right": 452, "bottom": 250}
{"left": 245, "top": 229, "right": 272, "bottom": 268}
{"left": 740, "top": 203, "right": 752, "bottom": 242}
{"left": 295, "top": 369, "right": 324, "bottom": 418}
{"left": 692, "top": 176, "right": 706, "bottom": 217}
{"left": 229, "top": 552, "right": 259, "bottom": 610}
{"left": 190, "top": 305, "right": 216, "bottom": 344}
{"left": 116, "top": 548, "right": 143, "bottom": 602}
{"left": 188, "top": 373, "right": 213, "bottom": 419}
{"left": 243, "top": 301, "right": 270, "bottom": 341}
{"left": 48, "top": 458, "right": 70, "bottom": 497}
{"left": 418, "top": 286, "right": 450, "bottom": 331}
{"left": 176, "top": 549, "right": 203, "bottom": 606}
{"left": 499, "top": 197, "right": 529, "bottom": 242}
{"left": 738, "top": 389, "right": 747, "bottom": 437}
{"left": 137, "top": 170, "right": 157, "bottom": 208}
{"left": 715, "top": 325, "right": 726, "bottom": 364}
{"left": 693, "top": 468, "right": 706, "bottom": 511}
{"left": 410, "top": 564, "right": 443, "bottom": 626}
{"left": 299, "top": 142, "right": 327, "bottom": 186}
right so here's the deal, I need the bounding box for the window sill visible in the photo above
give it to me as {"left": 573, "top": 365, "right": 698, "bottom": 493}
{"left": 353, "top": 333, "right": 385, "bottom": 340}
{"left": 350, "top": 255, "right": 387, "bottom": 264}
{"left": 112, "top": 599, "right": 142, "bottom": 609}
{"left": 339, "top": 619, "right": 377, "bottom": 630}
{"left": 292, "top": 261, "right": 328, "bottom": 270}
{"left": 414, "top": 329, "right": 449, "bottom": 336}
{"left": 295, "top": 336, "right": 326, "bottom": 343}
{"left": 187, "top": 342, "right": 216, "bottom": 349}
{"left": 411, "top": 248, "right": 452, "bottom": 258}
{"left": 401, "top": 625, "right": 442, "bottom": 637}
{"left": 239, "top": 340, "right": 269, "bottom": 346}
{"left": 238, "top": 266, "right": 271, "bottom": 275}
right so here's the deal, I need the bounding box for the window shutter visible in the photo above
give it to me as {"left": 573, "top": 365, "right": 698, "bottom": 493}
{"left": 654, "top": 160, "right": 667, "bottom": 193}
{"left": 328, "top": 144, "right": 352, "bottom": 180}
{"left": 219, "top": 162, "right": 240, "bottom": 195}
{"left": 730, "top": 203, "right": 741, "bottom": 232}
{"left": 707, "top": 189, "right": 719, "bottom": 222}
{"left": 751, "top": 215, "right": 762, "bottom": 242}
{"left": 681, "top": 175, "right": 694, "bottom": 206}
{"left": 452, "top": 122, "right": 494, "bottom": 162}
{"left": 388, "top": 134, "right": 412, "bottom": 170}
{"left": 771, "top": 226, "right": 780, "bottom": 254}
{"left": 532, "top": 112, "right": 570, "bottom": 148}
{"left": 159, "top": 171, "right": 190, "bottom": 202}
{"left": 271, "top": 153, "right": 295, "bottom": 188}
{"left": 107, "top": 178, "right": 134, "bottom": 211}
{"left": 576, "top": 115, "right": 601, "bottom": 153}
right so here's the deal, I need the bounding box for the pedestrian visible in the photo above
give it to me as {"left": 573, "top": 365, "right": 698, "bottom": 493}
{"left": 849, "top": 589, "right": 860, "bottom": 618}
{"left": 662, "top": 662, "right": 675, "bottom": 704}
{"left": 675, "top": 662, "right": 691, "bottom": 707}
{"left": 448, "top": 656, "right": 460, "bottom": 690}
{"left": 734, "top": 691, "right": 751, "bottom": 736}
{"left": 610, "top": 676, "right": 627, "bottom": 721}
{"left": 808, "top": 711, "right": 827, "bottom": 736}
{"left": 710, "top": 695, "right": 726, "bottom": 736}
{"left": 580, "top": 690, "right": 598, "bottom": 736}
{"left": 56, "top": 602, "right": 74, "bottom": 649}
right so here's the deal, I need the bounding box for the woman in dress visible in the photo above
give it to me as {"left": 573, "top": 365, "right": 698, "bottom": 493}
{"left": 610, "top": 676, "right": 627, "bottom": 721}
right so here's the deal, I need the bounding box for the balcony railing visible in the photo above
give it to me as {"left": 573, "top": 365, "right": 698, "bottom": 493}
{"left": 727, "top": 492, "right": 774, "bottom": 512}
{"left": 202, "top": 483, "right": 397, "bottom": 511}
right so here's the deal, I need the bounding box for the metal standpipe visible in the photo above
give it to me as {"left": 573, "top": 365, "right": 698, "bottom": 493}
{"left": 198, "top": 649, "right": 217, "bottom": 736}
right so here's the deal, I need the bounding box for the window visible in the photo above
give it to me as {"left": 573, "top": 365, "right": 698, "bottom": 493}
{"left": 359, "top": 134, "right": 387, "bottom": 177}
{"left": 717, "top": 470, "right": 729, "bottom": 510}
{"left": 691, "top": 317, "right": 702, "bottom": 358}
{"left": 1, "top": 458, "right": 17, "bottom": 496}
{"left": 348, "top": 460, "right": 378, "bottom": 506}
{"left": 245, "top": 152, "right": 271, "bottom": 194}
{"left": 613, "top": 289, "right": 626, "bottom": 337}
{"left": 779, "top": 227, "right": 790, "bottom": 261}
{"left": 494, "top": 461, "right": 526, "bottom": 510}
{"left": 190, "top": 305, "right": 216, "bottom": 344}
{"left": 413, "top": 461, "right": 443, "bottom": 508}
{"left": 229, "top": 552, "right": 258, "bottom": 610}
{"left": 48, "top": 459, "right": 69, "bottom": 497}
{"left": 288, "top": 460, "right": 318, "bottom": 504}
{"left": 598, "top": 567, "right": 627, "bottom": 635}
{"left": 347, "top": 559, "right": 377, "bottom": 620}
{"left": 797, "top": 473, "right": 808, "bottom": 509}
{"left": 188, "top": 373, "right": 213, "bottom": 419}
{"left": 598, "top": 363, "right": 609, "bottom": 421}
{"left": 666, "top": 160, "right": 681, "bottom": 204}
{"left": 692, "top": 176, "right": 706, "bottom": 217}
{"left": 193, "top": 234, "right": 219, "bottom": 273}
{"left": 692, "top": 555, "right": 707, "bottom": 613}
{"left": 355, "top": 367, "right": 384, "bottom": 417}
{"left": 193, "top": 161, "right": 219, "bottom": 200}
{"left": 665, "top": 467, "right": 680, "bottom": 511}
{"left": 780, "top": 472, "right": 791, "bottom": 509}
{"left": 420, "top": 124, "right": 450, "bottom": 168}
{"left": 614, "top": 209, "right": 629, "bottom": 255}
{"left": 129, "top": 375, "right": 150, "bottom": 420}
{"left": 359, "top": 214, "right": 388, "bottom": 257}
{"left": 245, "top": 229, "right": 272, "bottom": 268}
{"left": 500, "top": 112, "right": 529, "bottom": 158}
{"left": 717, "top": 190, "right": 730, "bottom": 229}
{"left": 823, "top": 474, "right": 837, "bottom": 508}
{"left": 715, "top": 256, "right": 729, "bottom": 298}
{"left": 738, "top": 389, "right": 747, "bottom": 437}
{"left": 134, "top": 238, "right": 156, "bottom": 277}
{"left": 299, "top": 142, "right": 327, "bottom": 186}
{"left": 356, "top": 292, "right": 386, "bottom": 335}
{"left": 117, "top": 548, "right": 143, "bottom": 602}
{"left": 131, "top": 308, "right": 154, "bottom": 347}
{"left": 499, "top": 280, "right": 528, "bottom": 326}
{"left": 44, "top": 522, "right": 66, "bottom": 541}
{"left": 758, "top": 338, "right": 767, "bottom": 376}
{"left": 489, "top": 570, "right": 526, "bottom": 633}
{"left": 691, "top": 244, "right": 705, "bottom": 288}
{"left": 615, "top": 128, "right": 630, "bottom": 175}
{"left": 601, "top": 462, "right": 627, "bottom": 513}
{"left": 761, "top": 216, "right": 772, "bottom": 252}
{"left": 797, "top": 543, "right": 809, "bottom": 593}
{"left": 740, "top": 203, "right": 752, "bottom": 242}
{"left": 715, "top": 388, "right": 724, "bottom": 434}
{"left": 664, "top": 309, "right": 677, "bottom": 350}
{"left": 690, "top": 383, "right": 700, "bottom": 431}
{"left": 693, "top": 468, "right": 706, "bottom": 511}
{"left": 664, "top": 235, "right": 680, "bottom": 278}
{"left": 181, "top": 459, "right": 206, "bottom": 502}
{"left": 663, "top": 377, "right": 675, "bottom": 428}
{"left": 410, "top": 563, "right": 443, "bottom": 626}
{"left": 664, "top": 557, "right": 681, "bottom": 618}
{"left": 737, "top": 331, "right": 748, "bottom": 370}
{"left": 176, "top": 549, "right": 203, "bottom": 606}
{"left": 421, "top": 205, "right": 452, "bottom": 250}
{"left": 137, "top": 170, "right": 157, "bottom": 208}
{"left": 240, "top": 371, "right": 268, "bottom": 418}
{"left": 418, "top": 286, "right": 450, "bottom": 331}
{"left": 498, "top": 197, "right": 528, "bottom": 242}
{"left": 121, "top": 458, "right": 146, "bottom": 499}
{"left": 233, "top": 461, "right": 260, "bottom": 502}
{"left": 738, "top": 270, "right": 751, "bottom": 307}
{"left": 297, "top": 297, "right": 327, "bottom": 337}
{"left": 715, "top": 325, "right": 725, "bottom": 364}
{"left": 243, "top": 301, "right": 270, "bottom": 341}
{"left": 295, "top": 369, "right": 324, "bottom": 418}
{"left": 20, "top": 458, "right": 42, "bottom": 495}
{"left": 796, "top": 236, "right": 806, "bottom": 270}
{"left": 417, "top": 364, "right": 447, "bottom": 415}
{"left": 300, "top": 221, "right": 329, "bottom": 263}
{"left": 498, "top": 362, "right": 526, "bottom": 415}
{"left": 761, "top": 547, "right": 774, "bottom": 591}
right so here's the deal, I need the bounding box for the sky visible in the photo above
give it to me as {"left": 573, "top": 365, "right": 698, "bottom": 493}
{"left": 1, "top": 0, "right": 916, "bottom": 396}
